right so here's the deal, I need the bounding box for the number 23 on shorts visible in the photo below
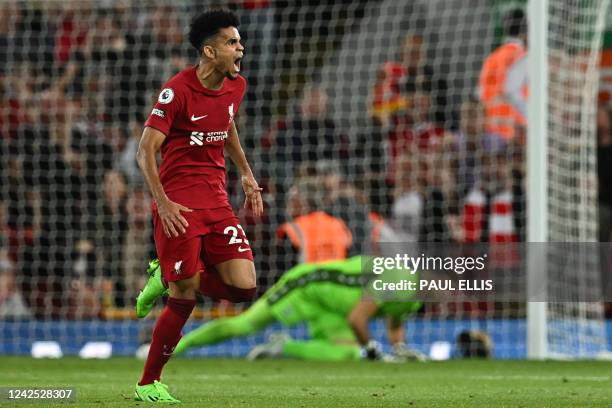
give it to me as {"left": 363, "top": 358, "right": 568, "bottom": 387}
{"left": 224, "top": 224, "right": 251, "bottom": 252}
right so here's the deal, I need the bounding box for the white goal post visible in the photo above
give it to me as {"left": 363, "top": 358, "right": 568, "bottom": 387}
{"left": 527, "top": 0, "right": 610, "bottom": 359}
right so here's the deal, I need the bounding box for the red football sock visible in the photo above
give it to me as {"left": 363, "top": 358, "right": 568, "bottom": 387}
{"left": 139, "top": 297, "right": 195, "bottom": 385}
{"left": 199, "top": 271, "right": 233, "bottom": 301}
{"left": 226, "top": 286, "right": 256, "bottom": 303}
{"left": 199, "top": 272, "right": 256, "bottom": 302}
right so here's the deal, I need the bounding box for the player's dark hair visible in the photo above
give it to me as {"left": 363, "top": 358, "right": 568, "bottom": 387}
{"left": 188, "top": 9, "right": 240, "bottom": 52}
{"left": 504, "top": 8, "right": 526, "bottom": 37}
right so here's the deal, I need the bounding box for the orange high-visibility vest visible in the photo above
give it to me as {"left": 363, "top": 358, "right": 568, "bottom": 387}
{"left": 479, "top": 40, "right": 528, "bottom": 141}
{"left": 277, "top": 211, "right": 353, "bottom": 263}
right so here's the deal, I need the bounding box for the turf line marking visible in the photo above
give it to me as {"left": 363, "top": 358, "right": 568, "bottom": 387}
{"left": 194, "top": 374, "right": 387, "bottom": 381}
{"left": 472, "top": 375, "right": 610, "bottom": 382}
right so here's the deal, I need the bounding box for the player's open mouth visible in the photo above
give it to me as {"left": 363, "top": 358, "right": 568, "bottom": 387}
{"left": 234, "top": 57, "right": 241, "bottom": 72}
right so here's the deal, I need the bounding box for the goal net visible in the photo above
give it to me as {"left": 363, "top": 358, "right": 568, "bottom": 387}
{"left": 0, "top": 0, "right": 608, "bottom": 359}
{"left": 542, "top": 0, "right": 609, "bottom": 358}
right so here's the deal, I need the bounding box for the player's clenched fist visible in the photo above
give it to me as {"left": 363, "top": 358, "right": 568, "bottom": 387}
{"left": 241, "top": 175, "right": 263, "bottom": 217}
{"left": 157, "top": 199, "right": 193, "bottom": 237}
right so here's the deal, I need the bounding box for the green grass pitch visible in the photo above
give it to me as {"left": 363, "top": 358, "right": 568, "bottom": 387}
{"left": 0, "top": 356, "right": 610, "bottom": 407}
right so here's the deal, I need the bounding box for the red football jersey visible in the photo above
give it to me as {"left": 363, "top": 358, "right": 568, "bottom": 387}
{"left": 144, "top": 66, "right": 246, "bottom": 209}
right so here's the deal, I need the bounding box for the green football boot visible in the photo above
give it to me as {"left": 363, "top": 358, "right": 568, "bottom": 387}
{"left": 134, "top": 380, "right": 180, "bottom": 403}
{"left": 136, "top": 259, "right": 168, "bottom": 318}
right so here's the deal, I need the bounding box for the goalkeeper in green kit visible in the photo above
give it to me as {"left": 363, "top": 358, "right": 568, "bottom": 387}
{"left": 137, "top": 256, "right": 423, "bottom": 361}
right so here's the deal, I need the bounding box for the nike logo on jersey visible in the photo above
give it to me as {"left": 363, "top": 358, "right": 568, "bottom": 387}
{"left": 237, "top": 247, "right": 251, "bottom": 253}
{"left": 191, "top": 114, "right": 208, "bottom": 121}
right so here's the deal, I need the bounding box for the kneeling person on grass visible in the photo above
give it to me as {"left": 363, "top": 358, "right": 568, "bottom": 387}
{"left": 137, "top": 256, "right": 423, "bottom": 361}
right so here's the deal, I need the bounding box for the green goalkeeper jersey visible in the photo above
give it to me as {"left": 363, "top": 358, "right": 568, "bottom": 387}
{"left": 264, "top": 256, "right": 421, "bottom": 323}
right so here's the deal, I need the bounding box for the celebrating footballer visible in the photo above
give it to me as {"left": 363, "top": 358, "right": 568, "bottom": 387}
{"left": 134, "top": 9, "right": 262, "bottom": 403}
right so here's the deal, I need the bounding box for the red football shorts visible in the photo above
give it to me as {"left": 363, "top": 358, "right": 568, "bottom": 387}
{"left": 152, "top": 202, "right": 254, "bottom": 282}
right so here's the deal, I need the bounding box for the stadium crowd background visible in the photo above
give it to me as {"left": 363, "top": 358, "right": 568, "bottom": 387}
{"left": 0, "top": 0, "right": 610, "bottom": 320}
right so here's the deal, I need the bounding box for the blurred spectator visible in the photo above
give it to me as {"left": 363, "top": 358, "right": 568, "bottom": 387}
{"left": 370, "top": 33, "right": 449, "bottom": 129}
{"left": 0, "top": 61, "right": 47, "bottom": 140}
{"left": 5, "top": 143, "right": 36, "bottom": 263}
{"left": 101, "top": 4, "right": 189, "bottom": 124}
{"left": 391, "top": 148, "right": 457, "bottom": 243}
{"left": 447, "top": 98, "right": 505, "bottom": 200}
{"left": 387, "top": 90, "right": 447, "bottom": 240}
{"left": 84, "top": 8, "right": 130, "bottom": 122}
{"left": 598, "top": 105, "right": 612, "bottom": 242}
{"left": 0, "top": 201, "right": 10, "bottom": 259}
{"left": 102, "top": 121, "right": 128, "bottom": 157}
{"left": 462, "top": 153, "right": 517, "bottom": 243}
{"left": 269, "top": 87, "right": 347, "bottom": 190}
{"left": 68, "top": 238, "right": 102, "bottom": 319}
{"left": 387, "top": 90, "right": 445, "bottom": 186}
{"left": 122, "top": 186, "right": 153, "bottom": 307}
{"left": 370, "top": 60, "right": 407, "bottom": 129}
{"left": 96, "top": 170, "right": 128, "bottom": 308}
{"left": 140, "top": 5, "right": 188, "bottom": 92}
{"left": 313, "top": 160, "right": 372, "bottom": 255}
{"left": 14, "top": 2, "right": 56, "bottom": 70}
{"left": 0, "top": 254, "right": 32, "bottom": 319}
{"left": 53, "top": 3, "right": 96, "bottom": 99}
{"left": 437, "top": 147, "right": 463, "bottom": 243}
{"left": 71, "top": 105, "right": 114, "bottom": 225}
{"left": 0, "top": 1, "right": 23, "bottom": 72}
{"left": 478, "top": 8, "right": 527, "bottom": 143}
{"left": 55, "top": 2, "right": 93, "bottom": 65}
{"left": 390, "top": 152, "right": 424, "bottom": 242}
{"left": 439, "top": 98, "right": 498, "bottom": 243}
{"left": 276, "top": 178, "right": 352, "bottom": 270}
{"left": 118, "top": 120, "right": 146, "bottom": 187}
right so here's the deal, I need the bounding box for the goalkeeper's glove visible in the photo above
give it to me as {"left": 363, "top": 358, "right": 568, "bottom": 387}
{"left": 362, "top": 340, "right": 384, "bottom": 361}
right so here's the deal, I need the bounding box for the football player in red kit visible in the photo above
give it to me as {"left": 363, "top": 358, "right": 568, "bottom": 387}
{"left": 134, "top": 9, "right": 262, "bottom": 402}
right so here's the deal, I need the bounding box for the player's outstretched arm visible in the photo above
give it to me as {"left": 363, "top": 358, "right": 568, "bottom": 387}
{"left": 225, "top": 121, "right": 263, "bottom": 216}
{"left": 137, "top": 126, "right": 193, "bottom": 237}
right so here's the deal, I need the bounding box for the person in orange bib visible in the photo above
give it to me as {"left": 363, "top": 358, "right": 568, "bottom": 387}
{"left": 276, "top": 178, "right": 353, "bottom": 267}
{"left": 479, "top": 8, "right": 528, "bottom": 143}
